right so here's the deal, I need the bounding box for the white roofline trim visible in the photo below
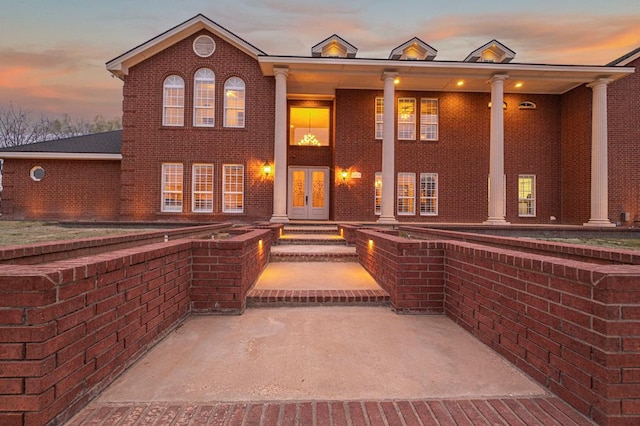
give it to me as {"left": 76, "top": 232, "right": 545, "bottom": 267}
{"left": 615, "top": 50, "right": 640, "bottom": 66}
{"left": 0, "top": 153, "right": 122, "bottom": 160}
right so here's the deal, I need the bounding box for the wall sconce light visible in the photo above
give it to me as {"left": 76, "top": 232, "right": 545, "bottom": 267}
{"left": 340, "top": 169, "right": 349, "bottom": 181}
{"left": 262, "top": 162, "right": 272, "bottom": 177}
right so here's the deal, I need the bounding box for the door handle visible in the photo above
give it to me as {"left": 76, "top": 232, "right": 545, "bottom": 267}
{"left": 305, "top": 195, "right": 308, "bottom": 206}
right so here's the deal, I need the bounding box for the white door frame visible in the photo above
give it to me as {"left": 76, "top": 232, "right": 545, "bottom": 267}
{"left": 287, "top": 167, "right": 330, "bottom": 220}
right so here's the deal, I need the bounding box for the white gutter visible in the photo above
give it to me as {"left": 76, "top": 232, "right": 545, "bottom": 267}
{"left": 0, "top": 152, "right": 122, "bottom": 160}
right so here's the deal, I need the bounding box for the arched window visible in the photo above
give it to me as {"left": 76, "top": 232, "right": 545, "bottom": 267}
{"left": 163, "top": 75, "right": 184, "bottom": 126}
{"left": 224, "top": 77, "right": 246, "bottom": 128}
{"left": 194, "top": 68, "right": 215, "bottom": 127}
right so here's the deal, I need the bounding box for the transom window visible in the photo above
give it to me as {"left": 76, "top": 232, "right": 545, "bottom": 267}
{"left": 161, "top": 163, "right": 183, "bottom": 212}
{"left": 374, "top": 172, "right": 382, "bottom": 215}
{"left": 194, "top": 69, "right": 215, "bottom": 127}
{"left": 224, "top": 77, "right": 246, "bottom": 128}
{"left": 518, "top": 175, "right": 536, "bottom": 217}
{"left": 420, "top": 173, "right": 438, "bottom": 215}
{"left": 398, "top": 98, "right": 416, "bottom": 140}
{"left": 375, "top": 97, "right": 384, "bottom": 140}
{"left": 223, "top": 164, "right": 244, "bottom": 213}
{"left": 397, "top": 172, "right": 416, "bottom": 215}
{"left": 192, "top": 164, "right": 214, "bottom": 213}
{"left": 163, "top": 75, "right": 184, "bottom": 126}
{"left": 420, "top": 99, "right": 438, "bottom": 141}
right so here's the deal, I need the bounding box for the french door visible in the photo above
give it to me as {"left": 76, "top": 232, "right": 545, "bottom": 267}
{"left": 288, "top": 167, "right": 329, "bottom": 220}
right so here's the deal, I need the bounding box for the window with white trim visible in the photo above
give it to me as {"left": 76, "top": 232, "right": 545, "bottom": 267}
{"left": 222, "top": 164, "right": 244, "bottom": 213}
{"left": 375, "top": 97, "right": 384, "bottom": 140}
{"left": 192, "top": 164, "right": 214, "bottom": 213}
{"left": 224, "top": 77, "right": 246, "bottom": 128}
{"left": 420, "top": 173, "right": 438, "bottom": 215}
{"left": 518, "top": 175, "right": 536, "bottom": 217}
{"left": 420, "top": 99, "right": 438, "bottom": 141}
{"left": 161, "top": 163, "right": 183, "bottom": 212}
{"left": 398, "top": 98, "right": 416, "bottom": 140}
{"left": 397, "top": 172, "right": 416, "bottom": 215}
{"left": 194, "top": 69, "right": 215, "bottom": 127}
{"left": 374, "top": 172, "right": 382, "bottom": 215}
{"left": 163, "top": 75, "right": 184, "bottom": 126}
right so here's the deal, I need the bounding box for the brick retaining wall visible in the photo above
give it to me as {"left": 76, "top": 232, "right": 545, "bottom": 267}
{"left": 356, "top": 229, "right": 640, "bottom": 426}
{"left": 0, "top": 228, "right": 272, "bottom": 425}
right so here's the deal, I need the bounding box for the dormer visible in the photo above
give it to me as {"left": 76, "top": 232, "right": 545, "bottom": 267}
{"left": 464, "top": 40, "right": 515, "bottom": 63}
{"left": 389, "top": 37, "right": 437, "bottom": 61}
{"left": 311, "top": 35, "right": 357, "bottom": 58}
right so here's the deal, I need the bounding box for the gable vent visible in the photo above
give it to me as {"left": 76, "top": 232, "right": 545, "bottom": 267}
{"left": 193, "top": 35, "right": 216, "bottom": 57}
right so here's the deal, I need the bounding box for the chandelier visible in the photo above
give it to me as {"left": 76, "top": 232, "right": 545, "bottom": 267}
{"left": 298, "top": 114, "right": 321, "bottom": 146}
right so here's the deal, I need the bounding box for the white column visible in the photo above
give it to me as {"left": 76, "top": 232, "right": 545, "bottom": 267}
{"left": 270, "top": 67, "right": 289, "bottom": 223}
{"left": 584, "top": 78, "right": 615, "bottom": 227}
{"left": 378, "top": 71, "right": 398, "bottom": 224}
{"left": 484, "top": 74, "right": 510, "bottom": 225}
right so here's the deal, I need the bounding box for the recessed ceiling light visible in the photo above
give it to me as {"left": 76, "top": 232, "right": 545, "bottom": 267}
{"left": 457, "top": 81, "right": 464, "bottom": 87}
{"left": 515, "top": 82, "right": 523, "bottom": 88}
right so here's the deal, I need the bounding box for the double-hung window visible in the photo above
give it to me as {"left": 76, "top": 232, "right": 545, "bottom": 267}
{"left": 224, "top": 77, "right": 246, "bottom": 128}
{"left": 398, "top": 98, "right": 416, "bottom": 140}
{"left": 161, "top": 163, "right": 183, "bottom": 212}
{"left": 375, "top": 97, "right": 384, "bottom": 140}
{"left": 194, "top": 68, "right": 215, "bottom": 127}
{"left": 518, "top": 175, "right": 536, "bottom": 217}
{"left": 222, "top": 164, "right": 244, "bottom": 213}
{"left": 420, "top": 99, "right": 438, "bottom": 141}
{"left": 420, "top": 173, "right": 438, "bottom": 215}
{"left": 192, "top": 164, "right": 214, "bottom": 213}
{"left": 374, "top": 172, "right": 382, "bottom": 215}
{"left": 397, "top": 172, "right": 416, "bottom": 215}
{"left": 163, "top": 75, "right": 184, "bottom": 126}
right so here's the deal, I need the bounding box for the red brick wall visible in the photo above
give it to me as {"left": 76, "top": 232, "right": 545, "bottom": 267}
{"left": 608, "top": 57, "right": 640, "bottom": 224}
{"left": 0, "top": 159, "right": 120, "bottom": 220}
{"left": 191, "top": 229, "right": 272, "bottom": 314}
{"left": 334, "top": 90, "right": 563, "bottom": 223}
{"left": 356, "top": 228, "right": 640, "bottom": 425}
{"left": 560, "top": 85, "right": 592, "bottom": 224}
{"left": 120, "top": 29, "right": 275, "bottom": 222}
{"left": 0, "top": 227, "right": 271, "bottom": 425}
{"left": 0, "top": 240, "right": 192, "bottom": 425}
{"left": 357, "top": 229, "right": 445, "bottom": 313}
{"left": 444, "top": 242, "right": 640, "bottom": 426}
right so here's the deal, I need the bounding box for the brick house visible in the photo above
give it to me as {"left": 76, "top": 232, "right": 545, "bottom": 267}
{"left": 1, "top": 14, "right": 638, "bottom": 225}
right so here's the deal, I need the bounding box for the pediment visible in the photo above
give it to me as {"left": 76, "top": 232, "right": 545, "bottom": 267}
{"left": 106, "top": 14, "right": 266, "bottom": 79}
{"left": 464, "top": 40, "right": 515, "bottom": 63}
{"left": 311, "top": 35, "right": 358, "bottom": 58}
{"left": 389, "top": 37, "right": 437, "bottom": 61}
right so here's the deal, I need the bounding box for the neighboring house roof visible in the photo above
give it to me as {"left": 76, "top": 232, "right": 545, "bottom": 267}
{"left": 608, "top": 46, "right": 640, "bottom": 66}
{"left": 0, "top": 130, "right": 122, "bottom": 160}
{"left": 311, "top": 35, "right": 358, "bottom": 58}
{"left": 464, "top": 39, "right": 516, "bottom": 63}
{"left": 389, "top": 38, "right": 437, "bottom": 61}
{"left": 106, "top": 14, "right": 266, "bottom": 79}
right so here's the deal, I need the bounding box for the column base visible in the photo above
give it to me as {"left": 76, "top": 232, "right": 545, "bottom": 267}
{"left": 483, "top": 218, "right": 511, "bottom": 225}
{"left": 377, "top": 216, "right": 398, "bottom": 225}
{"left": 270, "top": 214, "right": 290, "bottom": 223}
{"left": 583, "top": 219, "right": 616, "bottom": 227}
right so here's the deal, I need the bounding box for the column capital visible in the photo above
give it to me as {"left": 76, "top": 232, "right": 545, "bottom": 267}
{"left": 488, "top": 74, "right": 509, "bottom": 84}
{"left": 381, "top": 71, "right": 398, "bottom": 81}
{"left": 587, "top": 78, "right": 613, "bottom": 89}
{"left": 273, "top": 67, "right": 289, "bottom": 78}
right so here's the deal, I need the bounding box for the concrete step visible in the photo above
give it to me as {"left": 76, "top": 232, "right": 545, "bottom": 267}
{"left": 270, "top": 244, "right": 356, "bottom": 262}
{"left": 278, "top": 233, "right": 347, "bottom": 245}
{"left": 283, "top": 224, "right": 339, "bottom": 234}
{"left": 246, "top": 288, "right": 390, "bottom": 307}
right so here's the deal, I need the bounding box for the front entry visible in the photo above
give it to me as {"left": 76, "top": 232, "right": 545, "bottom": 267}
{"left": 288, "top": 167, "right": 330, "bottom": 220}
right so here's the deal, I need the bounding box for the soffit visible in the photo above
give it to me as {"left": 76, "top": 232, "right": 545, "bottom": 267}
{"left": 259, "top": 57, "right": 635, "bottom": 95}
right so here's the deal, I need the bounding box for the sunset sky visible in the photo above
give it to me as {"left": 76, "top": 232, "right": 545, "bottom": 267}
{"left": 1, "top": 0, "right": 639, "bottom": 120}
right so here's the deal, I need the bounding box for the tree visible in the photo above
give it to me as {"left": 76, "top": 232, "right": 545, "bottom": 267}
{"left": 0, "top": 103, "right": 122, "bottom": 148}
